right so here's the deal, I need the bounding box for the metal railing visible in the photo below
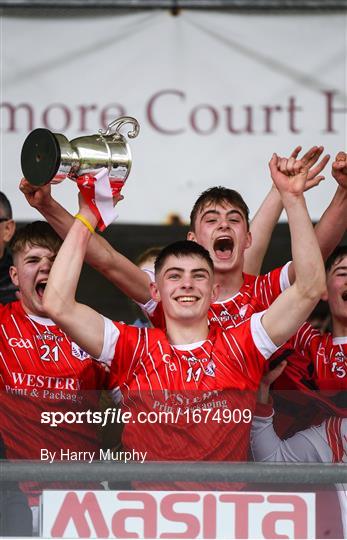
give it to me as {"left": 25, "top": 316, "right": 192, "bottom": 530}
{"left": 1, "top": 460, "right": 347, "bottom": 484}
{"left": 1, "top": 0, "right": 346, "bottom": 9}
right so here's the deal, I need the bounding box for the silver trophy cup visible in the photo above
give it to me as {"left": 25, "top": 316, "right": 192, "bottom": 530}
{"left": 21, "top": 116, "right": 140, "bottom": 187}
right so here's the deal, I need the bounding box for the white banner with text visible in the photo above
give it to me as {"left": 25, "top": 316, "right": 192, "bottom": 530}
{"left": 2, "top": 11, "right": 346, "bottom": 223}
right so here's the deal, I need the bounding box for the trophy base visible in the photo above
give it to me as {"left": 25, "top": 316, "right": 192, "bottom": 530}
{"left": 21, "top": 128, "right": 61, "bottom": 186}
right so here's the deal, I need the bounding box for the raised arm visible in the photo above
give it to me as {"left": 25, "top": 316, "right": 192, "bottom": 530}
{"left": 244, "top": 184, "right": 283, "bottom": 275}
{"left": 286, "top": 150, "right": 347, "bottom": 284}
{"left": 20, "top": 179, "right": 152, "bottom": 304}
{"left": 261, "top": 149, "right": 326, "bottom": 346}
{"left": 244, "top": 146, "right": 328, "bottom": 275}
{"left": 42, "top": 197, "right": 111, "bottom": 359}
{"left": 314, "top": 151, "right": 347, "bottom": 261}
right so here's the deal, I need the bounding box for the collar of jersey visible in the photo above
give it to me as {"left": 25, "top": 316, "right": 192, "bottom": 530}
{"left": 27, "top": 313, "right": 56, "bottom": 326}
{"left": 332, "top": 336, "right": 347, "bottom": 345}
{"left": 172, "top": 340, "right": 205, "bottom": 351}
{"left": 212, "top": 295, "right": 238, "bottom": 305}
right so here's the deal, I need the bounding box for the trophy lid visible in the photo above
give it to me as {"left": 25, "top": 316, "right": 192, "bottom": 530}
{"left": 21, "top": 128, "right": 61, "bottom": 186}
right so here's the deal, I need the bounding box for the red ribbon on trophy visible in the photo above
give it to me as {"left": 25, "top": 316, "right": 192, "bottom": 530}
{"left": 77, "top": 168, "right": 122, "bottom": 231}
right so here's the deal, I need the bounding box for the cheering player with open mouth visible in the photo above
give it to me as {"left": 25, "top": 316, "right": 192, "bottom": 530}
{"left": 0, "top": 222, "right": 109, "bottom": 533}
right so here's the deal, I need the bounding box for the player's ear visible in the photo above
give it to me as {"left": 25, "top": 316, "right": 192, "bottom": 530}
{"left": 3, "top": 219, "right": 15, "bottom": 243}
{"left": 321, "top": 289, "right": 329, "bottom": 302}
{"left": 9, "top": 265, "right": 19, "bottom": 287}
{"left": 150, "top": 281, "right": 161, "bottom": 303}
{"left": 211, "top": 282, "right": 219, "bottom": 303}
{"left": 187, "top": 230, "right": 197, "bottom": 242}
{"left": 245, "top": 230, "right": 252, "bottom": 249}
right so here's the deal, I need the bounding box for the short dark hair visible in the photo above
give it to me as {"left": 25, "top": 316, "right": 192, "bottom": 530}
{"left": 325, "top": 245, "right": 347, "bottom": 272}
{"left": 10, "top": 221, "right": 62, "bottom": 259}
{"left": 154, "top": 240, "right": 214, "bottom": 275}
{"left": 0, "top": 192, "right": 13, "bottom": 219}
{"left": 190, "top": 186, "right": 250, "bottom": 231}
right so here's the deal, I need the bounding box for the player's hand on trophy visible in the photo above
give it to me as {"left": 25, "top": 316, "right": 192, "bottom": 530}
{"left": 19, "top": 177, "right": 52, "bottom": 209}
{"left": 332, "top": 151, "right": 347, "bottom": 190}
{"left": 269, "top": 146, "right": 329, "bottom": 197}
{"left": 257, "top": 360, "right": 287, "bottom": 405}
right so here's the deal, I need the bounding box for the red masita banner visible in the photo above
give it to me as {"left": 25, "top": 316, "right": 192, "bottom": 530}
{"left": 41, "top": 490, "right": 316, "bottom": 538}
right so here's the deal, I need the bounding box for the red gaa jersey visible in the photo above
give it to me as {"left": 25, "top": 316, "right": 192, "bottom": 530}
{"left": 293, "top": 323, "right": 347, "bottom": 392}
{"left": 100, "top": 311, "right": 278, "bottom": 464}
{"left": 140, "top": 264, "right": 290, "bottom": 330}
{"left": 0, "top": 301, "right": 108, "bottom": 504}
{"left": 269, "top": 324, "right": 347, "bottom": 439}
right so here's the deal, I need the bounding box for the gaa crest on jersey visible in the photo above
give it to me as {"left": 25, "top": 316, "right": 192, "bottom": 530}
{"left": 71, "top": 342, "right": 89, "bottom": 361}
{"left": 204, "top": 360, "right": 216, "bottom": 377}
{"left": 8, "top": 337, "right": 33, "bottom": 349}
{"left": 239, "top": 304, "right": 248, "bottom": 318}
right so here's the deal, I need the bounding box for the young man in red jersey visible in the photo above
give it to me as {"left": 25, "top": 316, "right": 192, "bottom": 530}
{"left": 21, "top": 146, "right": 346, "bottom": 331}
{"left": 265, "top": 244, "right": 347, "bottom": 441}
{"left": 0, "top": 221, "right": 109, "bottom": 533}
{"left": 292, "top": 245, "right": 347, "bottom": 391}
{"left": 274, "top": 245, "right": 347, "bottom": 399}
{"left": 42, "top": 150, "right": 326, "bottom": 467}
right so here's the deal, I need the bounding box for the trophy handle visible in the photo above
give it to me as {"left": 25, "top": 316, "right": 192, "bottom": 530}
{"left": 98, "top": 116, "right": 140, "bottom": 142}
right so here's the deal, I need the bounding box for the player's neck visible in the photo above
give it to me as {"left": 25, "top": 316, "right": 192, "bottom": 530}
{"left": 165, "top": 319, "right": 210, "bottom": 346}
{"left": 214, "top": 268, "right": 244, "bottom": 301}
{"left": 20, "top": 300, "right": 46, "bottom": 319}
{"left": 331, "top": 317, "right": 347, "bottom": 338}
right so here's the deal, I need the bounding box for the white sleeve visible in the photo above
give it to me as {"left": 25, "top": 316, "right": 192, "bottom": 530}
{"left": 250, "top": 311, "right": 279, "bottom": 360}
{"left": 96, "top": 316, "right": 120, "bottom": 366}
{"left": 135, "top": 268, "right": 158, "bottom": 316}
{"left": 279, "top": 260, "right": 292, "bottom": 291}
{"left": 251, "top": 413, "right": 333, "bottom": 463}
{"left": 108, "top": 387, "right": 122, "bottom": 404}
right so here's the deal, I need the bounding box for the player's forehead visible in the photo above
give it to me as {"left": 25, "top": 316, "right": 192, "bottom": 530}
{"left": 18, "top": 243, "right": 56, "bottom": 259}
{"left": 327, "top": 255, "right": 347, "bottom": 275}
{"left": 197, "top": 201, "right": 245, "bottom": 220}
{"left": 160, "top": 254, "right": 212, "bottom": 274}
